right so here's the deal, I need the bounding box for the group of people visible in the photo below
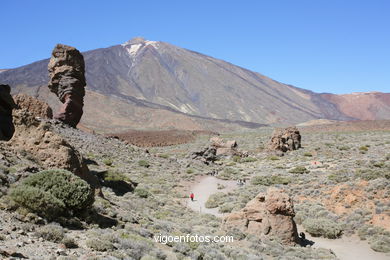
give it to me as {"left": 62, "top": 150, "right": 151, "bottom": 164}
{"left": 236, "top": 179, "right": 246, "bottom": 186}
{"left": 207, "top": 170, "right": 218, "bottom": 176}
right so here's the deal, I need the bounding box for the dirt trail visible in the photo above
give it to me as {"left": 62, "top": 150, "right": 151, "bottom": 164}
{"left": 187, "top": 176, "right": 390, "bottom": 260}
{"left": 187, "top": 176, "right": 236, "bottom": 217}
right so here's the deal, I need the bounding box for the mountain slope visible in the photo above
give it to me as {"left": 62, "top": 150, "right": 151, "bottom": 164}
{"left": 0, "top": 37, "right": 389, "bottom": 132}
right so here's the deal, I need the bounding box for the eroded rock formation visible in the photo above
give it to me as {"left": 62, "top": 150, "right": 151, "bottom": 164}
{"left": 48, "top": 44, "right": 86, "bottom": 127}
{"left": 268, "top": 127, "right": 301, "bottom": 153}
{"left": 13, "top": 94, "right": 53, "bottom": 119}
{"left": 210, "top": 137, "right": 248, "bottom": 157}
{"left": 9, "top": 96, "right": 100, "bottom": 192}
{"left": 223, "top": 188, "right": 299, "bottom": 245}
{"left": 191, "top": 146, "right": 217, "bottom": 165}
{"left": 0, "top": 84, "right": 16, "bottom": 141}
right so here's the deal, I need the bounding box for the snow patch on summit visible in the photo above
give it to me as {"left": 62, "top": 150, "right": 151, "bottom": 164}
{"left": 127, "top": 44, "right": 142, "bottom": 56}
{"left": 122, "top": 39, "right": 159, "bottom": 58}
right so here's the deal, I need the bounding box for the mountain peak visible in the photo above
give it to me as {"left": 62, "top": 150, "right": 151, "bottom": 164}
{"left": 122, "top": 36, "right": 147, "bottom": 46}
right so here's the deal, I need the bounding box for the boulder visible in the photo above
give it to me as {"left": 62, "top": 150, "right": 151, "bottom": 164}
{"left": 13, "top": 93, "right": 53, "bottom": 119}
{"left": 210, "top": 137, "right": 246, "bottom": 157}
{"left": 48, "top": 44, "right": 86, "bottom": 127}
{"left": 268, "top": 127, "right": 301, "bottom": 153}
{"left": 223, "top": 188, "right": 299, "bottom": 245}
{"left": 0, "top": 84, "right": 16, "bottom": 141}
{"left": 191, "top": 147, "right": 217, "bottom": 165}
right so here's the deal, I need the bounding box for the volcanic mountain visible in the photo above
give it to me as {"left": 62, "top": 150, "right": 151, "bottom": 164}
{"left": 1, "top": 37, "right": 389, "bottom": 132}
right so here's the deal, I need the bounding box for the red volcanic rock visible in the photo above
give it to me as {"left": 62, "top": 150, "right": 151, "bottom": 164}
{"left": 48, "top": 44, "right": 86, "bottom": 127}
{"left": 223, "top": 188, "right": 299, "bottom": 245}
{"left": 268, "top": 126, "right": 301, "bottom": 153}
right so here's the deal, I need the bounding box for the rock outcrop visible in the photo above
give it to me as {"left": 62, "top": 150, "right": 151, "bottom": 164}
{"left": 0, "top": 84, "right": 16, "bottom": 141}
{"left": 191, "top": 137, "right": 248, "bottom": 164}
{"left": 13, "top": 93, "right": 53, "bottom": 119}
{"left": 223, "top": 188, "right": 299, "bottom": 245}
{"left": 9, "top": 96, "right": 100, "bottom": 192}
{"left": 267, "top": 127, "right": 301, "bottom": 153}
{"left": 210, "top": 137, "right": 248, "bottom": 157}
{"left": 48, "top": 44, "right": 86, "bottom": 127}
{"left": 191, "top": 147, "right": 217, "bottom": 165}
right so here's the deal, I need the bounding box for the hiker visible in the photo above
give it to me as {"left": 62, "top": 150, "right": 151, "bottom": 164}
{"left": 190, "top": 193, "right": 194, "bottom": 201}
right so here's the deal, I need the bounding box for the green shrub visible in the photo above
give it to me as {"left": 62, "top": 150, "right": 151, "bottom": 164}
{"left": 232, "top": 155, "right": 241, "bottom": 162}
{"left": 359, "top": 146, "right": 369, "bottom": 152}
{"left": 219, "top": 203, "right": 235, "bottom": 213}
{"left": 267, "top": 156, "right": 280, "bottom": 161}
{"left": 103, "top": 170, "right": 130, "bottom": 182}
{"left": 205, "top": 192, "right": 225, "bottom": 208}
{"left": 358, "top": 224, "right": 390, "bottom": 252}
{"left": 303, "top": 152, "right": 313, "bottom": 157}
{"left": 369, "top": 235, "right": 390, "bottom": 252}
{"left": 302, "top": 218, "right": 343, "bottom": 239}
{"left": 251, "top": 175, "right": 291, "bottom": 186}
{"left": 241, "top": 157, "right": 257, "bottom": 163}
{"left": 10, "top": 186, "right": 65, "bottom": 219}
{"left": 9, "top": 169, "right": 94, "bottom": 219}
{"left": 135, "top": 188, "right": 150, "bottom": 198}
{"left": 328, "top": 173, "right": 349, "bottom": 183}
{"left": 61, "top": 236, "right": 78, "bottom": 248}
{"left": 138, "top": 160, "right": 150, "bottom": 168}
{"left": 35, "top": 224, "right": 65, "bottom": 242}
{"left": 86, "top": 238, "right": 114, "bottom": 251}
{"left": 289, "top": 166, "right": 309, "bottom": 174}
{"left": 355, "top": 168, "right": 390, "bottom": 181}
{"left": 102, "top": 158, "right": 113, "bottom": 166}
{"left": 186, "top": 169, "right": 194, "bottom": 174}
{"left": 337, "top": 146, "right": 350, "bottom": 151}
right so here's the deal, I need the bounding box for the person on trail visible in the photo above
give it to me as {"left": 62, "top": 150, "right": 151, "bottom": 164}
{"left": 190, "top": 193, "right": 194, "bottom": 201}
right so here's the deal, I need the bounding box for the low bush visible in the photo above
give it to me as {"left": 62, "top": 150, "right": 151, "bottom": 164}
{"left": 241, "top": 157, "right": 257, "bottom": 163}
{"left": 251, "top": 175, "right": 291, "bottom": 186}
{"left": 289, "top": 166, "right": 309, "bottom": 174}
{"left": 35, "top": 224, "right": 65, "bottom": 242}
{"left": 10, "top": 186, "right": 65, "bottom": 219}
{"left": 205, "top": 192, "right": 225, "bottom": 208}
{"left": 138, "top": 160, "right": 150, "bottom": 168}
{"left": 135, "top": 188, "right": 150, "bottom": 198}
{"left": 355, "top": 168, "right": 390, "bottom": 181}
{"left": 102, "top": 158, "right": 113, "bottom": 166}
{"left": 103, "top": 170, "right": 131, "bottom": 182}
{"left": 369, "top": 235, "right": 390, "bottom": 253}
{"left": 86, "top": 238, "right": 114, "bottom": 251}
{"left": 61, "top": 236, "right": 78, "bottom": 248}
{"left": 302, "top": 218, "right": 343, "bottom": 239}
{"left": 358, "top": 224, "right": 390, "bottom": 252}
{"left": 9, "top": 169, "right": 94, "bottom": 220}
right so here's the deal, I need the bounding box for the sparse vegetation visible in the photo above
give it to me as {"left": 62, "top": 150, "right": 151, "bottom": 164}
{"left": 288, "top": 166, "right": 309, "bottom": 174}
{"left": 138, "top": 160, "right": 150, "bottom": 168}
{"left": 251, "top": 175, "right": 291, "bottom": 186}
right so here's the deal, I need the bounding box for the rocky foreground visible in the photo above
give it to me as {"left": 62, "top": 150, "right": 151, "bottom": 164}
{"left": 0, "top": 91, "right": 389, "bottom": 259}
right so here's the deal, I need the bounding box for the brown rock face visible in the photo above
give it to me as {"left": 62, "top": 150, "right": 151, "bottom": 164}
{"left": 13, "top": 94, "right": 53, "bottom": 119}
{"left": 48, "top": 44, "right": 86, "bottom": 127}
{"left": 268, "top": 127, "right": 301, "bottom": 153}
{"left": 0, "top": 84, "right": 16, "bottom": 141}
{"left": 10, "top": 98, "right": 100, "bottom": 192}
{"left": 223, "top": 188, "right": 299, "bottom": 245}
{"left": 210, "top": 137, "right": 247, "bottom": 157}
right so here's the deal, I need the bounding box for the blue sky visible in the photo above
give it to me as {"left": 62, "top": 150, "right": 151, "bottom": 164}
{"left": 1, "top": 0, "right": 389, "bottom": 94}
